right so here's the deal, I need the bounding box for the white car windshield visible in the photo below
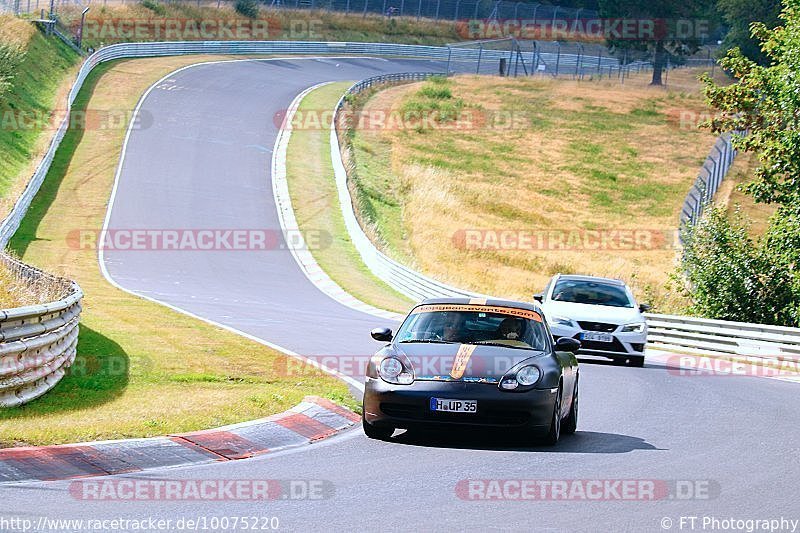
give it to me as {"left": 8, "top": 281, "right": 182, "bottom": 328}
{"left": 551, "top": 280, "right": 634, "bottom": 308}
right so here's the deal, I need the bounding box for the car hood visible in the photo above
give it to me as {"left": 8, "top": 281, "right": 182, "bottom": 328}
{"left": 541, "top": 301, "right": 643, "bottom": 325}
{"left": 391, "top": 342, "right": 546, "bottom": 382}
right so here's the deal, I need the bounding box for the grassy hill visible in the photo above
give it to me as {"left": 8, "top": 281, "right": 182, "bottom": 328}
{"left": 0, "top": 16, "right": 78, "bottom": 212}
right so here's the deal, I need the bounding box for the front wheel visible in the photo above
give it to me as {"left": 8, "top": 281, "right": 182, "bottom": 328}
{"left": 362, "top": 416, "right": 394, "bottom": 440}
{"left": 543, "top": 385, "right": 562, "bottom": 445}
{"left": 562, "top": 375, "right": 578, "bottom": 435}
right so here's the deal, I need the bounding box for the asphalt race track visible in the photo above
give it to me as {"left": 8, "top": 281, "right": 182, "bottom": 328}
{"left": 1, "top": 57, "right": 798, "bottom": 532}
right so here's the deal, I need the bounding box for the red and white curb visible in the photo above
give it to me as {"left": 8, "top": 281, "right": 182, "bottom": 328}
{"left": 0, "top": 396, "right": 359, "bottom": 484}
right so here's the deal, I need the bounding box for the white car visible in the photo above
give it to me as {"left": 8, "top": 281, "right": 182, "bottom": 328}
{"left": 534, "top": 274, "right": 649, "bottom": 367}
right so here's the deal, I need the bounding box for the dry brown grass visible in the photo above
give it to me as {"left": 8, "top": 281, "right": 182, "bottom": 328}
{"left": 715, "top": 151, "right": 778, "bottom": 238}
{"left": 351, "top": 68, "right": 726, "bottom": 310}
{"left": 0, "top": 16, "right": 35, "bottom": 47}
{"left": 0, "top": 256, "right": 68, "bottom": 308}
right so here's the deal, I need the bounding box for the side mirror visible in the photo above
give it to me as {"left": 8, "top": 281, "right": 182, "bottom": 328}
{"left": 370, "top": 327, "right": 393, "bottom": 342}
{"left": 533, "top": 293, "right": 544, "bottom": 303}
{"left": 554, "top": 337, "right": 581, "bottom": 354}
{"left": 639, "top": 303, "right": 651, "bottom": 313}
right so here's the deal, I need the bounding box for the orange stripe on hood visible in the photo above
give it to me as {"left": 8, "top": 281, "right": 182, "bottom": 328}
{"left": 450, "top": 344, "right": 477, "bottom": 379}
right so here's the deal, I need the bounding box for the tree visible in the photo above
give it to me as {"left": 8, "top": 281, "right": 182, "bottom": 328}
{"left": 680, "top": 206, "right": 800, "bottom": 326}
{"left": 702, "top": 0, "right": 800, "bottom": 204}
{"left": 717, "top": 0, "right": 782, "bottom": 64}
{"left": 598, "top": 0, "right": 719, "bottom": 85}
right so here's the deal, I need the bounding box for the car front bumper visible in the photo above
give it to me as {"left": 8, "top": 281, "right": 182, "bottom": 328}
{"left": 363, "top": 377, "right": 558, "bottom": 432}
{"left": 549, "top": 324, "right": 646, "bottom": 358}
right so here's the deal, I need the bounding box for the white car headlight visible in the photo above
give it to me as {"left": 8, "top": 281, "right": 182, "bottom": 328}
{"left": 551, "top": 315, "right": 575, "bottom": 328}
{"left": 621, "top": 322, "right": 646, "bottom": 333}
{"left": 516, "top": 365, "right": 541, "bottom": 386}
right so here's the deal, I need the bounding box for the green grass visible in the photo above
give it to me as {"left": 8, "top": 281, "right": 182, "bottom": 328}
{"left": 0, "top": 29, "right": 78, "bottom": 199}
{"left": 286, "top": 82, "right": 412, "bottom": 314}
{"left": 0, "top": 55, "right": 359, "bottom": 446}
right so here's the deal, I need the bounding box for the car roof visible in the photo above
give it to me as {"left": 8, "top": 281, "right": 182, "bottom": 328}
{"left": 418, "top": 297, "right": 543, "bottom": 314}
{"left": 555, "top": 274, "right": 626, "bottom": 286}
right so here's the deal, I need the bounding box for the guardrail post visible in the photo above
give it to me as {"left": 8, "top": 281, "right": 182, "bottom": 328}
{"left": 476, "top": 44, "right": 482, "bottom": 74}
{"left": 554, "top": 41, "right": 560, "bottom": 77}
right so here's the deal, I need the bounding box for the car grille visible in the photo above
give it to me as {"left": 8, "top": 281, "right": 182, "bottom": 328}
{"left": 578, "top": 321, "right": 618, "bottom": 332}
{"left": 380, "top": 403, "right": 531, "bottom": 426}
{"left": 573, "top": 335, "right": 628, "bottom": 353}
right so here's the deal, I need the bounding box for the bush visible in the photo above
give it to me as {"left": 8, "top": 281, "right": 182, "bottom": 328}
{"left": 235, "top": 0, "right": 259, "bottom": 18}
{"left": 0, "top": 42, "right": 25, "bottom": 103}
{"left": 418, "top": 85, "right": 452, "bottom": 100}
{"left": 679, "top": 206, "right": 800, "bottom": 326}
{"left": 141, "top": 0, "right": 167, "bottom": 16}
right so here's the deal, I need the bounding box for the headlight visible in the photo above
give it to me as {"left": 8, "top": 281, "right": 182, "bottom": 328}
{"left": 551, "top": 315, "right": 575, "bottom": 328}
{"left": 516, "top": 365, "right": 541, "bottom": 386}
{"left": 621, "top": 322, "right": 646, "bottom": 333}
{"left": 379, "top": 357, "right": 402, "bottom": 378}
{"left": 378, "top": 357, "right": 414, "bottom": 385}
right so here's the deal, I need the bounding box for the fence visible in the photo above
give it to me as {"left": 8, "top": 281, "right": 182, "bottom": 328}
{"left": 0, "top": 253, "right": 83, "bottom": 407}
{"left": 679, "top": 132, "right": 737, "bottom": 228}
{"left": 8, "top": 0, "right": 595, "bottom": 24}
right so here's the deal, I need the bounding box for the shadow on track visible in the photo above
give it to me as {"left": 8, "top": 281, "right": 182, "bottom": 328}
{"left": 387, "top": 428, "right": 663, "bottom": 453}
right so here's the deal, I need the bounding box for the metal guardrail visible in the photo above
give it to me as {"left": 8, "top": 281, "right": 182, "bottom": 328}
{"left": 679, "top": 132, "right": 737, "bottom": 228}
{"left": 0, "top": 253, "right": 82, "bottom": 407}
{"left": 331, "top": 72, "right": 482, "bottom": 302}
{"left": 645, "top": 312, "right": 800, "bottom": 360}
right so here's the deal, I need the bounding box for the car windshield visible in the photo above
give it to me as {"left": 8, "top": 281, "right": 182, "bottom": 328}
{"left": 395, "top": 304, "right": 549, "bottom": 351}
{"left": 551, "top": 280, "right": 634, "bottom": 308}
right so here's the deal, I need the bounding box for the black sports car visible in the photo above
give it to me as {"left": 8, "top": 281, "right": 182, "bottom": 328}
{"left": 362, "top": 298, "right": 580, "bottom": 444}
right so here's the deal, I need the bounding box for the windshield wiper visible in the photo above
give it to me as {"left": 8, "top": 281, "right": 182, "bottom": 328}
{"left": 398, "top": 339, "right": 457, "bottom": 344}
{"left": 472, "top": 341, "right": 534, "bottom": 350}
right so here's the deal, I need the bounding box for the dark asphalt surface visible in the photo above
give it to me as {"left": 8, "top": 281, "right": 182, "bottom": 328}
{"left": 0, "top": 58, "right": 798, "bottom": 532}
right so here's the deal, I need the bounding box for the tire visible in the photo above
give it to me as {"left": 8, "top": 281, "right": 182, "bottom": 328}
{"left": 562, "top": 375, "right": 578, "bottom": 436}
{"left": 627, "top": 356, "right": 645, "bottom": 367}
{"left": 543, "top": 384, "right": 562, "bottom": 445}
{"left": 362, "top": 415, "right": 394, "bottom": 440}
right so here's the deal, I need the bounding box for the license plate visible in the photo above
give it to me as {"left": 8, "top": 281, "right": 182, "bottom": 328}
{"left": 430, "top": 397, "right": 477, "bottom": 413}
{"left": 580, "top": 332, "right": 614, "bottom": 343}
